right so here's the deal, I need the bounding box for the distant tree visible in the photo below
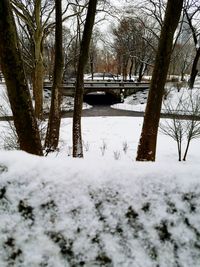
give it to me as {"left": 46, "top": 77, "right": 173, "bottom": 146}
{"left": 43, "top": 31, "right": 56, "bottom": 81}
{"left": 66, "top": 2, "right": 84, "bottom": 78}
{"left": 112, "top": 17, "right": 155, "bottom": 81}
{"left": 45, "top": 0, "right": 63, "bottom": 152}
{"left": 73, "top": 0, "right": 98, "bottom": 158}
{"left": 113, "top": 18, "right": 134, "bottom": 80}
{"left": 130, "top": 0, "right": 186, "bottom": 78}
{"left": 0, "top": 0, "right": 43, "bottom": 155}
{"left": 62, "top": 1, "right": 112, "bottom": 80}
{"left": 136, "top": 0, "right": 184, "bottom": 161}
{"left": 88, "top": 33, "right": 99, "bottom": 79}
{"left": 169, "top": 42, "right": 193, "bottom": 81}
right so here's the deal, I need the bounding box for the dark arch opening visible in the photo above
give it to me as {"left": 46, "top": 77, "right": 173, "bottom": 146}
{"left": 83, "top": 92, "right": 120, "bottom": 105}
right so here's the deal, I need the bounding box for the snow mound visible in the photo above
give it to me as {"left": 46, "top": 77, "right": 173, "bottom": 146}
{"left": 0, "top": 151, "right": 200, "bottom": 266}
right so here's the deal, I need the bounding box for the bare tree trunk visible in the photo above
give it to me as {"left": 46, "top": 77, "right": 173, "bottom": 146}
{"left": 178, "top": 138, "right": 182, "bottom": 162}
{"left": 188, "top": 47, "right": 200, "bottom": 89}
{"left": 0, "top": 0, "right": 43, "bottom": 156}
{"left": 137, "top": 62, "right": 144, "bottom": 82}
{"left": 117, "top": 55, "right": 122, "bottom": 76}
{"left": 134, "top": 58, "right": 139, "bottom": 77}
{"left": 45, "top": 0, "right": 63, "bottom": 152}
{"left": 73, "top": 0, "right": 98, "bottom": 158}
{"left": 129, "top": 58, "right": 134, "bottom": 80}
{"left": 122, "top": 57, "right": 128, "bottom": 81}
{"left": 33, "top": 55, "right": 44, "bottom": 118}
{"left": 90, "top": 53, "right": 94, "bottom": 80}
{"left": 184, "top": 8, "right": 200, "bottom": 89}
{"left": 182, "top": 137, "right": 191, "bottom": 161}
{"left": 33, "top": 0, "right": 44, "bottom": 119}
{"left": 136, "top": 0, "right": 183, "bottom": 161}
{"left": 183, "top": 120, "right": 195, "bottom": 161}
{"left": 181, "top": 70, "right": 185, "bottom": 81}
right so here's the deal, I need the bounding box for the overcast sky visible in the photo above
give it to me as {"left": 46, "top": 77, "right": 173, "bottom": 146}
{"left": 110, "top": 0, "right": 127, "bottom": 7}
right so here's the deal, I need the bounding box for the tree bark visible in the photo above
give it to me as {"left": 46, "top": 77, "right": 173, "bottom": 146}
{"left": 129, "top": 58, "right": 134, "bottom": 80}
{"left": 33, "top": 0, "right": 44, "bottom": 118}
{"left": 184, "top": 8, "right": 200, "bottom": 89}
{"left": 137, "top": 62, "right": 144, "bottom": 82}
{"left": 188, "top": 47, "right": 200, "bottom": 89}
{"left": 0, "top": 0, "right": 43, "bottom": 156}
{"left": 45, "top": 0, "right": 63, "bottom": 152}
{"left": 73, "top": 0, "right": 98, "bottom": 157}
{"left": 136, "top": 0, "right": 183, "bottom": 161}
{"left": 33, "top": 49, "right": 44, "bottom": 118}
{"left": 122, "top": 56, "right": 128, "bottom": 81}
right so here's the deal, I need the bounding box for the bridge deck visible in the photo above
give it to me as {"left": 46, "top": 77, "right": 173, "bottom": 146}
{"left": 44, "top": 81, "right": 150, "bottom": 91}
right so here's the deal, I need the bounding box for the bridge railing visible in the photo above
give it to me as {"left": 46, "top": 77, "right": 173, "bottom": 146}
{"left": 44, "top": 81, "right": 150, "bottom": 90}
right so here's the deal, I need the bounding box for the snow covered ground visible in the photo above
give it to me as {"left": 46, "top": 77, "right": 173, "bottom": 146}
{"left": 0, "top": 79, "right": 200, "bottom": 266}
{"left": 0, "top": 149, "right": 200, "bottom": 267}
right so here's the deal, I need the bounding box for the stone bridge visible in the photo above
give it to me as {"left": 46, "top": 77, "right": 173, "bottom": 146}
{"left": 44, "top": 81, "right": 150, "bottom": 101}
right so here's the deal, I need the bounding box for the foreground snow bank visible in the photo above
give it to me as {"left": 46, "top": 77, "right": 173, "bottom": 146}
{"left": 0, "top": 151, "right": 200, "bottom": 267}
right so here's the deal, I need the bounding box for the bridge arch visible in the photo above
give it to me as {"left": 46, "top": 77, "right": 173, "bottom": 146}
{"left": 84, "top": 88, "right": 121, "bottom": 98}
{"left": 83, "top": 89, "right": 122, "bottom": 105}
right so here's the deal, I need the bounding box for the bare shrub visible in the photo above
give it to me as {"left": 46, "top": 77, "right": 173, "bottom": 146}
{"left": 113, "top": 151, "right": 121, "bottom": 160}
{"left": 100, "top": 141, "right": 107, "bottom": 156}
{"left": 160, "top": 90, "right": 200, "bottom": 161}
{"left": 122, "top": 141, "right": 128, "bottom": 154}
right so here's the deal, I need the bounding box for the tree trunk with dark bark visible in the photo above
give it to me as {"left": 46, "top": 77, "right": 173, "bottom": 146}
{"left": 137, "top": 62, "right": 144, "bottom": 82}
{"left": 134, "top": 58, "right": 139, "bottom": 77}
{"left": 0, "top": 0, "right": 43, "bottom": 155}
{"left": 129, "top": 57, "right": 134, "bottom": 80}
{"left": 73, "top": 0, "right": 98, "bottom": 157}
{"left": 122, "top": 57, "right": 128, "bottom": 81}
{"left": 32, "top": 0, "right": 44, "bottom": 119}
{"left": 136, "top": 0, "right": 183, "bottom": 161}
{"left": 188, "top": 47, "right": 200, "bottom": 89}
{"left": 45, "top": 0, "right": 63, "bottom": 152}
